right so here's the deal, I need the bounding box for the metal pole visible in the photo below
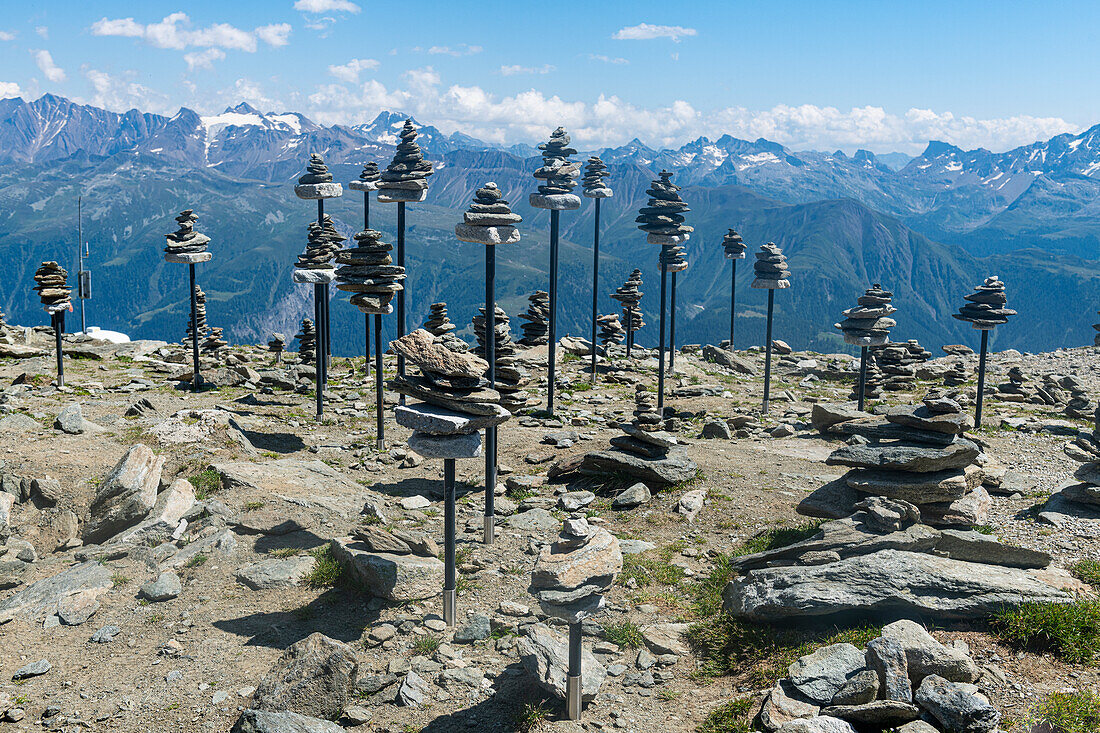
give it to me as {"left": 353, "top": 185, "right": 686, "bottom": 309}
{"left": 625, "top": 308, "right": 632, "bottom": 358}
{"left": 443, "top": 458, "right": 457, "bottom": 627}
{"left": 657, "top": 256, "right": 668, "bottom": 413}
{"left": 188, "top": 263, "right": 201, "bottom": 393}
{"left": 314, "top": 286, "right": 323, "bottom": 420}
{"left": 763, "top": 289, "right": 774, "bottom": 414}
{"left": 548, "top": 209, "right": 560, "bottom": 415}
{"left": 858, "top": 346, "right": 868, "bottom": 411}
{"left": 316, "top": 198, "right": 329, "bottom": 389}
{"left": 396, "top": 201, "right": 406, "bottom": 402}
{"left": 322, "top": 285, "right": 331, "bottom": 381}
{"left": 669, "top": 271, "right": 677, "bottom": 374}
{"left": 590, "top": 198, "right": 600, "bottom": 383}
{"left": 975, "top": 329, "right": 989, "bottom": 429}
{"left": 374, "top": 313, "right": 384, "bottom": 449}
{"left": 364, "top": 313, "right": 371, "bottom": 379}
{"left": 567, "top": 621, "right": 582, "bottom": 720}
{"left": 53, "top": 312, "right": 65, "bottom": 388}
{"left": 484, "top": 245, "right": 496, "bottom": 545}
{"left": 78, "top": 196, "right": 86, "bottom": 334}
{"left": 729, "top": 259, "right": 736, "bottom": 351}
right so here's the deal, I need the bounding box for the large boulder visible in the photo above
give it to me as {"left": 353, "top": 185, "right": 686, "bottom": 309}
{"left": 879, "top": 620, "right": 980, "bottom": 683}
{"left": 113, "top": 478, "right": 194, "bottom": 544}
{"left": 577, "top": 448, "right": 699, "bottom": 487}
{"left": 915, "top": 674, "right": 1000, "bottom": 733}
{"left": 0, "top": 561, "right": 112, "bottom": 621}
{"left": 787, "top": 643, "right": 867, "bottom": 705}
{"left": 253, "top": 633, "right": 358, "bottom": 721}
{"left": 231, "top": 709, "right": 346, "bottom": 733}
{"left": 701, "top": 344, "right": 756, "bottom": 375}
{"left": 516, "top": 623, "right": 606, "bottom": 701}
{"left": 330, "top": 538, "right": 443, "bottom": 601}
{"left": 723, "top": 549, "right": 1075, "bottom": 621}
{"left": 83, "top": 445, "right": 164, "bottom": 544}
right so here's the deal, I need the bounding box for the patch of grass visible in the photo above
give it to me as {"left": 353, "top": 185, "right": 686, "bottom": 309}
{"left": 696, "top": 697, "right": 755, "bottom": 733}
{"left": 268, "top": 547, "right": 301, "bottom": 558}
{"left": 453, "top": 546, "right": 474, "bottom": 566}
{"left": 973, "top": 524, "right": 996, "bottom": 535}
{"left": 187, "top": 468, "right": 222, "bottom": 501}
{"left": 1071, "top": 560, "right": 1100, "bottom": 589}
{"left": 570, "top": 381, "right": 593, "bottom": 392}
{"left": 603, "top": 620, "right": 645, "bottom": 648}
{"left": 456, "top": 576, "right": 481, "bottom": 594}
{"left": 185, "top": 554, "right": 208, "bottom": 569}
{"left": 990, "top": 600, "right": 1100, "bottom": 663}
{"left": 360, "top": 513, "right": 383, "bottom": 526}
{"left": 618, "top": 552, "right": 686, "bottom": 588}
{"left": 733, "top": 521, "right": 823, "bottom": 557}
{"left": 110, "top": 573, "right": 130, "bottom": 588}
{"left": 506, "top": 486, "right": 537, "bottom": 501}
{"left": 1032, "top": 691, "right": 1100, "bottom": 733}
{"left": 146, "top": 612, "right": 165, "bottom": 625}
{"left": 411, "top": 634, "right": 442, "bottom": 656}
{"left": 304, "top": 545, "right": 345, "bottom": 589}
{"left": 514, "top": 701, "right": 552, "bottom": 733}
{"left": 243, "top": 500, "right": 265, "bottom": 511}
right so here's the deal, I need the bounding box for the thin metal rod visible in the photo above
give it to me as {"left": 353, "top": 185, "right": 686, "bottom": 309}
{"left": 763, "top": 289, "right": 774, "bottom": 414}
{"left": 396, "top": 201, "right": 406, "bottom": 402}
{"left": 657, "top": 257, "right": 668, "bottom": 413}
{"left": 314, "top": 285, "right": 323, "bottom": 420}
{"left": 548, "top": 209, "right": 560, "bottom": 415}
{"left": 590, "top": 198, "right": 600, "bottom": 382}
{"left": 669, "top": 270, "right": 678, "bottom": 374}
{"left": 976, "top": 329, "right": 989, "bottom": 429}
{"left": 364, "top": 191, "right": 370, "bottom": 229}
{"left": 567, "top": 621, "right": 583, "bottom": 721}
{"left": 188, "top": 263, "right": 200, "bottom": 393}
{"left": 858, "top": 346, "right": 868, "bottom": 411}
{"left": 78, "top": 196, "right": 86, "bottom": 334}
{"left": 364, "top": 313, "right": 371, "bottom": 378}
{"left": 443, "top": 458, "right": 457, "bottom": 626}
{"left": 729, "top": 259, "right": 737, "bottom": 350}
{"left": 374, "top": 314, "right": 384, "bottom": 449}
{"left": 484, "top": 245, "right": 497, "bottom": 545}
{"left": 625, "top": 309, "right": 633, "bottom": 358}
{"left": 53, "top": 312, "right": 65, "bottom": 388}
{"left": 322, "top": 285, "right": 331, "bottom": 380}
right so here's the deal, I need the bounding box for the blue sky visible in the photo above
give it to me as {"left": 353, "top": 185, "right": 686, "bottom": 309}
{"left": 1, "top": 0, "right": 1097, "bottom": 153}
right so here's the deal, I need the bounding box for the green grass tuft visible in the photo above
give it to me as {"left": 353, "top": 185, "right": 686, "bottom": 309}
{"left": 733, "top": 521, "right": 823, "bottom": 557}
{"left": 1070, "top": 560, "right": 1100, "bottom": 589}
{"left": 603, "top": 620, "right": 645, "bottom": 648}
{"left": 410, "top": 633, "right": 442, "bottom": 656}
{"left": 187, "top": 468, "right": 222, "bottom": 501}
{"left": 1032, "top": 691, "right": 1100, "bottom": 733}
{"left": 304, "top": 545, "right": 345, "bottom": 589}
{"left": 618, "top": 551, "right": 686, "bottom": 588}
{"left": 696, "top": 697, "right": 755, "bottom": 733}
{"left": 514, "top": 701, "right": 552, "bottom": 733}
{"left": 990, "top": 600, "right": 1100, "bottom": 664}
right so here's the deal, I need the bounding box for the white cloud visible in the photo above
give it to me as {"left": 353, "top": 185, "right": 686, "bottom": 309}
{"left": 0, "top": 81, "right": 22, "bottom": 98}
{"left": 293, "top": 0, "right": 360, "bottom": 13}
{"left": 425, "top": 44, "right": 482, "bottom": 57}
{"left": 90, "top": 13, "right": 288, "bottom": 53}
{"left": 33, "top": 49, "right": 66, "bottom": 82}
{"left": 35, "top": 26, "right": 48, "bottom": 39}
{"left": 185, "top": 48, "right": 226, "bottom": 70}
{"left": 588, "top": 54, "right": 629, "bottom": 65}
{"left": 0, "top": 31, "right": 17, "bottom": 41}
{"left": 328, "top": 57, "right": 379, "bottom": 83}
{"left": 81, "top": 67, "right": 170, "bottom": 113}
{"left": 500, "top": 64, "right": 555, "bottom": 76}
{"left": 613, "top": 23, "right": 697, "bottom": 42}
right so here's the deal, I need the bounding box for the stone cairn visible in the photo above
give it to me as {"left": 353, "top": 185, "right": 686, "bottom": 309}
{"left": 183, "top": 285, "right": 208, "bottom": 344}
{"left": 871, "top": 339, "right": 932, "bottom": 391}
{"left": 531, "top": 127, "right": 581, "bottom": 208}
{"left": 295, "top": 153, "right": 339, "bottom": 193}
{"left": 597, "top": 313, "right": 624, "bottom": 349}
{"left": 422, "top": 303, "right": 468, "bottom": 353}
{"left": 267, "top": 332, "right": 285, "bottom": 363}
{"left": 611, "top": 270, "right": 644, "bottom": 350}
{"left": 723, "top": 228, "right": 748, "bottom": 260}
{"left": 569, "top": 385, "right": 699, "bottom": 487}
{"left": 163, "top": 210, "right": 211, "bottom": 263}
{"left": 377, "top": 119, "right": 434, "bottom": 204}
{"left": 752, "top": 241, "right": 791, "bottom": 290}
{"left": 295, "top": 319, "right": 316, "bottom": 364}
{"left": 1064, "top": 377, "right": 1092, "bottom": 419}
{"left": 943, "top": 360, "right": 969, "bottom": 387}
{"left": 1059, "top": 403, "right": 1100, "bottom": 511}
{"left": 995, "top": 366, "right": 1032, "bottom": 402}
{"left": 850, "top": 355, "right": 885, "bottom": 401}
{"left": 819, "top": 392, "right": 988, "bottom": 527}
{"left": 349, "top": 161, "right": 380, "bottom": 194}
{"left": 518, "top": 291, "right": 550, "bottom": 347}
{"left": 638, "top": 170, "right": 691, "bottom": 272}
{"left": 954, "top": 275, "right": 1015, "bottom": 330}
{"left": 295, "top": 219, "right": 340, "bottom": 276}
{"left": 456, "top": 182, "right": 521, "bottom": 244}
{"left": 473, "top": 306, "right": 530, "bottom": 413}
{"left": 335, "top": 227, "right": 404, "bottom": 314}
{"left": 34, "top": 262, "right": 71, "bottom": 312}
{"left": 202, "top": 327, "right": 227, "bottom": 355}
{"left": 581, "top": 156, "right": 612, "bottom": 198}
{"left": 835, "top": 284, "right": 895, "bottom": 347}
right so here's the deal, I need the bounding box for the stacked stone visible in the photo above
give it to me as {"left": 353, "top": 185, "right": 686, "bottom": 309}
{"left": 995, "top": 367, "right": 1032, "bottom": 402}
{"left": 421, "top": 303, "right": 468, "bottom": 353}
{"left": 1038, "top": 374, "right": 1069, "bottom": 406}
{"left": 573, "top": 385, "right": 699, "bottom": 487}
{"left": 390, "top": 329, "right": 510, "bottom": 459}
{"left": 295, "top": 221, "right": 337, "bottom": 273}
{"left": 597, "top": 313, "right": 625, "bottom": 348}
{"left": 835, "top": 284, "right": 895, "bottom": 347}
{"left": 824, "top": 393, "right": 988, "bottom": 527}
{"left": 267, "top": 333, "right": 286, "bottom": 358}
{"left": 1059, "top": 404, "right": 1100, "bottom": 510}
{"left": 202, "top": 327, "right": 227, "bottom": 354}
{"left": 849, "top": 355, "right": 885, "bottom": 400}
{"left": 163, "top": 210, "right": 211, "bottom": 263}
{"left": 953, "top": 275, "right": 1016, "bottom": 330}
{"left": 611, "top": 270, "right": 644, "bottom": 337}
{"left": 335, "top": 228, "right": 404, "bottom": 314}
{"left": 294, "top": 154, "right": 342, "bottom": 200}
{"left": 637, "top": 170, "right": 691, "bottom": 268}
{"left": 183, "top": 285, "right": 208, "bottom": 344}
{"left": 295, "top": 319, "right": 316, "bottom": 364}
{"left": 33, "top": 262, "right": 71, "bottom": 312}
{"left": 722, "top": 229, "right": 747, "bottom": 260}
{"left": 455, "top": 182, "right": 521, "bottom": 245}
{"left": 943, "top": 360, "right": 969, "bottom": 387}
{"left": 751, "top": 242, "right": 791, "bottom": 289}
{"left": 529, "top": 127, "right": 581, "bottom": 210}
{"left": 518, "top": 291, "right": 550, "bottom": 347}
{"left": 530, "top": 515, "right": 622, "bottom": 624}
{"left": 472, "top": 306, "right": 530, "bottom": 413}
{"left": 377, "top": 120, "right": 434, "bottom": 204}
{"left": 348, "top": 161, "right": 380, "bottom": 192}
{"left": 581, "top": 156, "right": 613, "bottom": 199}
{"left": 871, "top": 340, "right": 931, "bottom": 391}
{"left": 1064, "top": 378, "right": 1092, "bottom": 419}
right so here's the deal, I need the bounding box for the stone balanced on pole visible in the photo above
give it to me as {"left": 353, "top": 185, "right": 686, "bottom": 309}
{"left": 636, "top": 170, "right": 691, "bottom": 413}
{"left": 389, "top": 330, "right": 509, "bottom": 625}
{"left": 33, "top": 262, "right": 72, "bottom": 388}
{"left": 163, "top": 209, "right": 212, "bottom": 393}
{"left": 377, "top": 120, "right": 434, "bottom": 401}
{"left": 722, "top": 229, "right": 747, "bottom": 350}
{"left": 751, "top": 242, "right": 791, "bottom": 414}
{"left": 952, "top": 275, "right": 1016, "bottom": 429}
{"left": 349, "top": 161, "right": 380, "bottom": 378}
{"left": 530, "top": 127, "right": 581, "bottom": 416}
{"left": 611, "top": 270, "right": 644, "bottom": 358}
{"left": 835, "top": 283, "right": 896, "bottom": 411}
{"left": 582, "top": 155, "right": 613, "bottom": 383}
{"left": 456, "top": 182, "right": 522, "bottom": 544}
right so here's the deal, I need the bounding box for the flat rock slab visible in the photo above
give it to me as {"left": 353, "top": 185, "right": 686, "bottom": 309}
{"left": 294, "top": 183, "right": 343, "bottom": 200}
{"left": 701, "top": 344, "right": 756, "bottom": 375}
{"left": 292, "top": 269, "right": 336, "bottom": 284}
{"left": 724, "top": 549, "right": 1075, "bottom": 621}
{"left": 528, "top": 193, "right": 581, "bottom": 210}
{"left": 236, "top": 556, "right": 316, "bottom": 590}
{"left": 847, "top": 465, "right": 981, "bottom": 503}
{"left": 395, "top": 403, "right": 509, "bottom": 435}
{"left": 377, "top": 188, "right": 427, "bottom": 203}
{"left": 165, "top": 252, "right": 212, "bottom": 264}
{"left": 454, "top": 223, "right": 520, "bottom": 245}
{"left": 330, "top": 538, "right": 443, "bottom": 601}
{"left": 826, "top": 439, "right": 979, "bottom": 473}
{"left": 407, "top": 431, "right": 482, "bottom": 459}
{"left": 578, "top": 447, "right": 698, "bottom": 487}
{"left": 214, "top": 459, "right": 361, "bottom": 498}
{"left": 231, "top": 708, "right": 347, "bottom": 732}
{"left": 0, "top": 561, "right": 112, "bottom": 620}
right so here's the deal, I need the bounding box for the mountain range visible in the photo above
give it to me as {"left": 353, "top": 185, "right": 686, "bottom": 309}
{"left": 0, "top": 93, "right": 1097, "bottom": 357}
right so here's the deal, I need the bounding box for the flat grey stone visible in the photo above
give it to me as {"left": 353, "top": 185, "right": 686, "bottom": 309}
{"left": 139, "top": 571, "right": 182, "bottom": 602}
{"left": 252, "top": 632, "right": 358, "bottom": 721}
{"left": 294, "top": 183, "right": 343, "bottom": 200}
{"left": 915, "top": 674, "right": 1000, "bottom": 733}
{"left": 826, "top": 439, "right": 980, "bottom": 473}
{"left": 377, "top": 188, "right": 427, "bottom": 203}
{"left": 231, "top": 708, "right": 347, "bottom": 732}
{"left": 395, "top": 403, "right": 509, "bottom": 435}
{"left": 12, "top": 659, "right": 50, "bottom": 680}
{"left": 84, "top": 444, "right": 164, "bottom": 544}
{"left": 866, "top": 636, "right": 911, "bottom": 702}
{"left": 90, "top": 625, "right": 121, "bottom": 643}
{"left": 347, "top": 180, "right": 377, "bottom": 191}
{"left": 330, "top": 538, "right": 443, "bottom": 601}
{"left": 453, "top": 612, "right": 491, "bottom": 643}
{"left": 787, "top": 643, "right": 867, "bottom": 705}
{"left": 454, "top": 222, "right": 520, "bottom": 245}
{"left": 0, "top": 560, "right": 112, "bottom": 620}
{"left": 165, "top": 251, "right": 213, "bottom": 264}
{"left": 516, "top": 623, "right": 605, "bottom": 701}
{"left": 236, "top": 556, "right": 315, "bottom": 590}
{"left": 407, "top": 431, "right": 482, "bottom": 459}
{"left": 880, "top": 619, "right": 980, "bottom": 683}
{"left": 612, "top": 483, "right": 651, "bottom": 509}
{"left": 292, "top": 269, "right": 336, "bottom": 284}
{"left": 820, "top": 700, "right": 921, "bottom": 727}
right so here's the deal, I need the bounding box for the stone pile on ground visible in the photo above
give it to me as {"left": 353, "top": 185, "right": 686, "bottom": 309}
{"left": 752, "top": 242, "right": 791, "bottom": 289}
{"left": 611, "top": 269, "right": 644, "bottom": 339}
{"left": 849, "top": 355, "right": 885, "bottom": 401}
{"left": 202, "top": 327, "right": 227, "bottom": 355}
{"left": 472, "top": 305, "right": 530, "bottom": 413}
{"left": 749, "top": 619, "right": 1006, "bottom": 732}
{"left": 943, "top": 360, "right": 968, "bottom": 387}
{"left": 727, "top": 493, "right": 1072, "bottom": 622}
{"left": 566, "top": 384, "right": 699, "bottom": 486}
{"left": 994, "top": 366, "right": 1032, "bottom": 402}
{"left": 1063, "top": 377, "right": 1092, "bottom": 418}
{"left": 806, "top": 393, "right": 990, "bottom": 527}
{"left": 163, "top": 210, "right": 211, "bottom": 262}
{"left": 518, "top": 291, "right": 550, "bottom": 347}
{"left": 1052, "top": 403, "right": 1100, "bottom": 513}
{"left": 293, "top": 153, "right": 342, "bottom": 200}
{"left": 722, "top": 228, "right": 747, "bottom": 260}
{"left": 953, "top": 275, "right": 1016, "bottom": 329}
{"left": 598, "top": 313, "right": 625, "bottom": 349}
{"left": 582, "top": 155, "right": 613, "bottom": 199}
{"left": 530, "top": 515, "right": 621, "bottom": 624}
{"left": 335, "top": 227, "right": 404, "bottom": 314}
{"left": 33, "top": 262, "right": 71, "bottom": 311}
{"left": 530, "top": 127, "right": 580, "bottom": 210}
{"left": 377, "top": 119, "right": 433, "bottom": 203}
{"left": 267, "top": 332, "right": 285, "bottom": 360}
{"left": 638, "top": 170, "right": 691, "bottom": 270}
{"left": 183, "top": 285, "right": 208, "bottom": 344}
{"left": 295, "top": 319, "right": 316, "bottom": 364}
{"left": 1039, "top": 374, "right": 1070, "bottom": 406}
{"left": 835, "top": 284, "right": 895, "bottom": 346}
{"left": 871, "top": 339, "right": 932, "bottom": 391}
{"left": 349, "top": 161, "right": 380, "bottom": 192}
